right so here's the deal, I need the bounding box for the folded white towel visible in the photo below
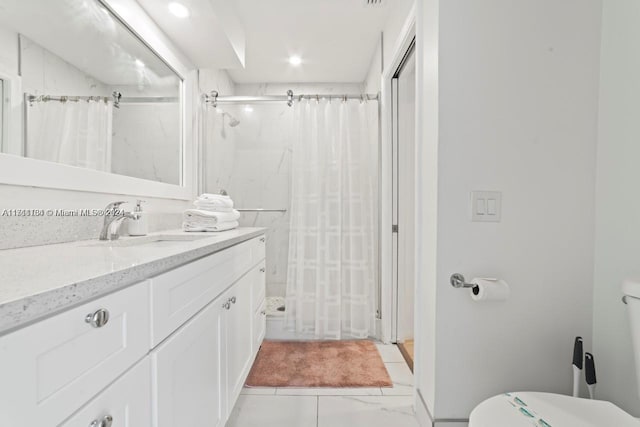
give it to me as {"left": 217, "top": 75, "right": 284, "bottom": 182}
{"left": 199, "top": 193, "right": 231, "bottom": 200}
{"left": 183, "top": 220, "right": 239, "bottom": 232}
{"left": 197, "top": 193, "right": 234, "bottom": 208}
{"left": 194, "top": 200, "right": 234, "bottom": 212}
{"left": 183, "top": 209, "right": 240, "bottom": 224}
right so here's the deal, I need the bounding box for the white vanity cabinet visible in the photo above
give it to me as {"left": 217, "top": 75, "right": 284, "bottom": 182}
{"left": 0, "top": 232, "right": 266, "bottom": 427}
{"left": 150, "top": 236, "right": 267, "bottom": 426}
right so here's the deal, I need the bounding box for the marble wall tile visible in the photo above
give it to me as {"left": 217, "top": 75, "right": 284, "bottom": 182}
{"left": 205, "top": 101, "right": 293, "bottom": 297}
{"left": 21, "top": 35, "right": 109, "bottom": 97}
{"left": 111, "top": 103, "right": 181, "bottom": 185}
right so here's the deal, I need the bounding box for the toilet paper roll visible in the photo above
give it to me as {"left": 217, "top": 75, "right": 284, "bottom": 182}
{"left": 470, "top": 278, "right": 510, "bottom": 301}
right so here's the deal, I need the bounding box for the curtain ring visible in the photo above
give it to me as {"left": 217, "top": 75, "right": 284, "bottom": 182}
{"left": 287, "top": 89, "right": 294, "bottom": 107}
{"left": 210, "top": 90, "right": 218, "bottom": 108}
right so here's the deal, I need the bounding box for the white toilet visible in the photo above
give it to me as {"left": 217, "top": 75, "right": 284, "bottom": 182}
{"left": 469, "top": 279, "right": 640, "bottom": 426}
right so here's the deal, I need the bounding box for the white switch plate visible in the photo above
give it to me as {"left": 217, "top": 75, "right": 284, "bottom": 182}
{"left": 471, "top": 191, "right": 502, "bottom": 222}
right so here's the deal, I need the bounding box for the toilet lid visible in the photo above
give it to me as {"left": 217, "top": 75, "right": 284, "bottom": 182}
{"left": 469, "top": 392, "right": 638, "bottom": 427}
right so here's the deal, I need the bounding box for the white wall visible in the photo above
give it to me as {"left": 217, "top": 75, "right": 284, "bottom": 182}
{"left": 0, "top": 26, "right": 18, "bottom": 75}
{"left": 364, "top": 0, "right": 416, "bottom": 94}
{"left": 415, "top": 0, "right": 439, "bottom": 416}
{"left": 593, "top": 0, "right": 640, "bottom": 416}
{"left": 416, "top": 0, "right": 602, "bottom": 421}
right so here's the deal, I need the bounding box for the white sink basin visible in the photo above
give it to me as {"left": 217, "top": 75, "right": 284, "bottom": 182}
{"left": 85, "top": 234, "right": 211, "bottom": 248}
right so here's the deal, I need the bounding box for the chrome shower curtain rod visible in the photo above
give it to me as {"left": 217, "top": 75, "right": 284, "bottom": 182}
{"left": 26, "top": 93, "right": 178, "bottom": 108}
{"left": 202, "top": 90, "right": 379, "bottom": 108}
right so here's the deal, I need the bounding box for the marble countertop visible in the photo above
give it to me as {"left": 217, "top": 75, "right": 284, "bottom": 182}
{"left": 0, "top": 227, "right": 266, "bottom": 335}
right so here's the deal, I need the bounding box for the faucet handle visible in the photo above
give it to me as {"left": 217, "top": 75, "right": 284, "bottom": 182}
{"left": 104, "top": 201, "right": 126, "bottom": 212}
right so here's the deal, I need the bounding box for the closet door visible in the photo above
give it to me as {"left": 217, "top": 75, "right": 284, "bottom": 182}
{"left": 151, "top": 298, "right": 226, "bottom": 427}
{"left": 224, "top": 269, "right": 255, "bottom": 412}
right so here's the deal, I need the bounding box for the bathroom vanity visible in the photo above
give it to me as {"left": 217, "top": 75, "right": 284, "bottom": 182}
{"left": 0, "top": 228, "right": 266, "bottom": 427}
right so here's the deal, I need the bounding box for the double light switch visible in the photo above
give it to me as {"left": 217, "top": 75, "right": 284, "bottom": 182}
{"left": 471, "top": 191, "right": 502, "bottom": 222}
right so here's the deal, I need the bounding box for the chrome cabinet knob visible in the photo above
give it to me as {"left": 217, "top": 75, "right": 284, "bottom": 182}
{"left": 259, "top": 237, "right": 265, "bottom": 243}
{"left": 89, "top": 415, "right": 113, "bottom": 427}
{"left": 223, "top": 301, "right": 231, "bottom": 310}
{"left": 260, "top": 267, "right": 266, "bottom": 273}
{"left": 85, "top": 309, "right": 110, "bottom": 328}
{"left": 230, "top": 296, "right": 236, "bottom": 304}
{"left": 260, "top": 310, "right": 266, "bottom": 316}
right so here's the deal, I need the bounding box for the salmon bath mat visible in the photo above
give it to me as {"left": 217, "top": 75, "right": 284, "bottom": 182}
{"left": 245, "top": 340, "right": 393, "bottom": 388}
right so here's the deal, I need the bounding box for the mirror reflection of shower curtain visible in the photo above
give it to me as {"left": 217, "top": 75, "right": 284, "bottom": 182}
{"left": 27, "top": 99, "right": 112, "bottom": 171}
{"left": 285, "top": 98, "right": 378, "bottom": 340}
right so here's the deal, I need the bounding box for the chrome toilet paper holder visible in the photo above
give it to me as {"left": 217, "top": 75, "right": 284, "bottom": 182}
{"left": 450, "top": 273, "right": 480, "bottom": 294}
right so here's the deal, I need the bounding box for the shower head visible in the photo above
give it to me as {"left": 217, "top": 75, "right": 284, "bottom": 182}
{"left": 228, "top": 116, "right": 240, "bottom": 127}
{"left": 222, "top": 112, "right": 240, "bottom": 127}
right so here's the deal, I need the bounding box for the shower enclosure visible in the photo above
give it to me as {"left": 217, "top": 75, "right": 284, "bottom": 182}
{"left": 201, "top": 87, "right": 380, "bottom": 340}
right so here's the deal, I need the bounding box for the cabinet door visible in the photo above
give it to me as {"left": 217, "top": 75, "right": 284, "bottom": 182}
{"left": 151, "top": 299, "right": 226, "bottom": 427}
{"left": 224, "top": 269, "right": 254, "bottom": 411}
{"left": 61, "top": 358, "right": 152, "bottom": 427}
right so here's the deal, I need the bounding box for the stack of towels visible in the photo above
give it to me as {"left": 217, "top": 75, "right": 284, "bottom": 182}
{"left": 183, "top": 193, "right": 240, "bottom": 232}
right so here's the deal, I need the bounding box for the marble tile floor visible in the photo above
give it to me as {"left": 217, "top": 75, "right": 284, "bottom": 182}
{"left": 227, "top": 343, "right": 419, "bottom": 427}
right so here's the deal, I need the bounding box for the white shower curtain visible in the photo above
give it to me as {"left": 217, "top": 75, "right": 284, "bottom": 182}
{"left": 27, "top": 99, "right": 113, "bottom": 171}
{"left": 285, "top": 98, "right": 378, "bottom": 340}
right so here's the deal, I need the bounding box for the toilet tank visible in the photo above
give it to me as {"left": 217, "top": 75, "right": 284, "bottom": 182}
{"left": 623, "top": 279, "right": 640, "bottom": 396}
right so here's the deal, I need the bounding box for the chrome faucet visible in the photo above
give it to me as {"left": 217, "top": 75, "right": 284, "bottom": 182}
{"left": 99, "top": 201, "right": 140, "bottom": 241}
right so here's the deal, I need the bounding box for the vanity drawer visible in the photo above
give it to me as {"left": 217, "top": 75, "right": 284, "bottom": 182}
{"left": 252, "top": 260, "right": 266, "bottom": 313}
{"left": 61, "top": 357, "right": 152, "bottom": 427}
{"left": 150, "top": 238, "right": 256, "bottom": 346}
{"left": 0, "top": 282, "right": 150, "bottom": 427}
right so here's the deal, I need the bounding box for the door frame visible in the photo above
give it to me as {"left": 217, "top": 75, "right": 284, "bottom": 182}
{"left": 391, "top": 40, "right": 416, "bottom": 344}
{"left": 380, "top": 7, "right": 416, "bottom": 345}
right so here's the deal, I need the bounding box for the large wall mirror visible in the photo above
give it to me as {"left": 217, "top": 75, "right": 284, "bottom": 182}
{"left": 0, "top": 0, "right": 183, "bottom": 186}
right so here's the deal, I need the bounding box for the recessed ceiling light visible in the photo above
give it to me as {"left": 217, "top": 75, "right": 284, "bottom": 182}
{"left": 244, "top": 105, "right": 254, "bottom": 113}
{"left": 288, "top": 56, "right": 302, "bottom": 66}
{"left": 168, "top": 2, "right": 190, "bottom": 18}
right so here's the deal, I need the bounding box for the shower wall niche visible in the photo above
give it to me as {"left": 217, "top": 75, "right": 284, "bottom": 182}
{"left": 204, "top": 83, "right": 362, "bottom": 298}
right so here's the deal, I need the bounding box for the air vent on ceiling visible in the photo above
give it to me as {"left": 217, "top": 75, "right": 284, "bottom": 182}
{"left": 364, "top": 0, "right": 384, "bottom": 6}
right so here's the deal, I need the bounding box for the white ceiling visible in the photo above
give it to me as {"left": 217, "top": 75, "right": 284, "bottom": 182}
{"left": 137, "top": 0, "right": 394, "bottom": 84}
{"left": 228, "top": 0, "right": 391, "bottom": 83}
{"left": 137, "top": 0, "right": 246, "bottom": 69}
